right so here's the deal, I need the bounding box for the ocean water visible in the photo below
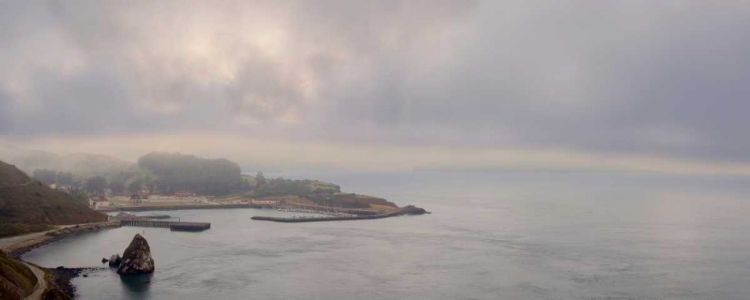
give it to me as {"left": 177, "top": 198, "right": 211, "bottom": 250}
{"left": 22, "top": 171, "right": 750, "bottom": 300}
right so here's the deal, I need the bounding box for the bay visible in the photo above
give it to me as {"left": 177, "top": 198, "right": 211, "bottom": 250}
{"left": 22, "top": 171, "right": 750, "bottom": 299}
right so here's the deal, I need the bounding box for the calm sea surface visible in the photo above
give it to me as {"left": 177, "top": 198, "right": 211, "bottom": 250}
{"left": 22, "top": 171, "right": 750, "bottom": 299}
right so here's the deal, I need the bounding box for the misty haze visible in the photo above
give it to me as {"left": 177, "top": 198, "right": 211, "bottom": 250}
{"left": 1, "top": 1, "right": 750, "bottom": 300}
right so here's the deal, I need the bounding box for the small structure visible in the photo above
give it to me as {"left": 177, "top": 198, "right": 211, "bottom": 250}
{"left": 90, "top": 197, "right": 111, "bottom": 208}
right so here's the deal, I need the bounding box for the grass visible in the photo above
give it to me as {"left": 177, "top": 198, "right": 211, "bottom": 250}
{"left": 0, "top": 160, "right": 108, "bottom": 226}
{"left": 0, "top": 250, "right": 37, "bottom": 299}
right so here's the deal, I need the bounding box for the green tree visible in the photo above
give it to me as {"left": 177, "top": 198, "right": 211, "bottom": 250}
{"left": 255, "top": 171, "right": 266, "bottom": 186}
{"left": 84, "top": 176, "right": 107, "bottom": 196}
{"left": 32, "top": 169, "right": 57, "bottom": 184}
{"left": 57, "top": 172, "right": 74, "bottom": 185}
{"left": 108, "top": 180, "right": 125, "bottom": 195}
{"left": 128, "top": 179, "right": 143, "bottom": 194}
{"left": 70, "top": 188, "right": 89, "bottom": 204}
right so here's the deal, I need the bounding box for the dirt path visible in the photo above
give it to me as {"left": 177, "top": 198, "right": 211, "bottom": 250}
{"left": 22, "top": 262, "right": 46, "bottom": 300}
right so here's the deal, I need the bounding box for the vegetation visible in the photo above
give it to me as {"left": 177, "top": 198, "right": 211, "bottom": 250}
{"left": 0, "top": 250, "right": 37, "bottom": 300}
{"left": 307, "top": 193, "right": 397, "bottom": 209}
{"left": 247, "top": 177, "right": 341, "bottom": 198}
{"left": 138, "top": 152, "right": 249, "bottom": 196}
{"left": 0, "top": 144, "right": 132, "bottom": 178}
{"left": 31, "top": 170, "right": 74, "bottom": 186}
{"left": 84, "top": 176, "right": 107, "bottom": 196}
{"left": 243, "top": 175, "right": 396, "bottom": 209}
{"left": 0, "top": 160, "right": 107, "bottom": 231}
{"left": 0, "top": 223, "right": 52, "bottom": 238}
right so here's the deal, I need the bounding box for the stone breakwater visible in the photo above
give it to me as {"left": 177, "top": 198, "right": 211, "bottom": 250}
{"left": 251, "top": 205, "right": 428, "bottom": 223}
{"left": 9, "top": 221, "right": 121, "bottom": 257}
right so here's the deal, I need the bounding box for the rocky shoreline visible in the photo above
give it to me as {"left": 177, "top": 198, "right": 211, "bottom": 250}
{"left": 9, "top": 221, "right": 121, "bottom": 257}
{"left": 49, "top": 266, "right": 106, "bottom": 298}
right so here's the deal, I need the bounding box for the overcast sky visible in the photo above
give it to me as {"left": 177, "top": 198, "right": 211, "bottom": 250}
{"left": 1, "top": 1, "right": 750, "bottom": 173}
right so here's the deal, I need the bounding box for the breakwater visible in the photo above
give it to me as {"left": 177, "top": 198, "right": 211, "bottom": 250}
{"left": 251, "top": 205, "right": 428, "bottom": 223}
{"left": 119, "top": 219, "right": 211, "bottom": 231}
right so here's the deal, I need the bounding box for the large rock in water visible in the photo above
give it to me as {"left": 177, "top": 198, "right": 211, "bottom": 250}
{"left": 108, "top": 254, "right": 122, "bottom": 267}
{"left": 117, "top": 234, "right": 155, "bottom": 275}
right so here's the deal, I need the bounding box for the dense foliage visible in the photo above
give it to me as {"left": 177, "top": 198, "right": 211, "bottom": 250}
{"left": 31, "top": 169, "right": 74, "bottom": 186}
{"left": 138, "top": 152, "right": 249, "bottom": 196}
{"left": 248, "top": 177, "right": 340, "bottom": 198}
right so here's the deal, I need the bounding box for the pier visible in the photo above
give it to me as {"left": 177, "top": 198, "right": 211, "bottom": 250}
{"left": 119, "top": 219, "right": 211, "bottom": 231}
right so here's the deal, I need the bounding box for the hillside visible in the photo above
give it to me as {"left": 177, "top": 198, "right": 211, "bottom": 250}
{"left": 0, "top": 161, "right": 107, "bottom": 236}
{"left": 0, "top": 143, "right": 132, "bottom": 177}
{"left": 0, "top": 250, "right": 37, "bottom": 300}
{"left": 138, "top": 152, "right": 248, "bottom": 195}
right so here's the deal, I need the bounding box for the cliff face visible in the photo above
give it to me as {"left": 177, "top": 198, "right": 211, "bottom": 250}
{"left": 117, "top": 234, "right": 155, "bottom": 275}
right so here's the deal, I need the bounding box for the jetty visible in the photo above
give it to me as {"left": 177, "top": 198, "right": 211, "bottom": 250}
{"left": 251, "top": 205, "right": 427, "bottom": 223}
{"left": 119, "top": 219, "right": 211, "bottom": 232}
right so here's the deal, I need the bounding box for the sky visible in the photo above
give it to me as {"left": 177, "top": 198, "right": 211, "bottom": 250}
{"left": 1, "top": 0, "right": 750, "bottom": 174}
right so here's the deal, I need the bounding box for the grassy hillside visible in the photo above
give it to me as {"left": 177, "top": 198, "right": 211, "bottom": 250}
{"left": 0, "top": 250, "right": 37, "bottom": 300}
{"left": 0, "top": 161, "right": 107, "bottom": 236}
{"left": 0, "top": 143, "right": 132, "bottom": 177}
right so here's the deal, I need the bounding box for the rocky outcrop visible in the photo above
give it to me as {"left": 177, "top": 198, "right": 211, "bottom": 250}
{"left": 116, "top": 234, "right": 154, "bottom": 275}
{"left": 108, "top": 254, "right": 121, "bottom": 267}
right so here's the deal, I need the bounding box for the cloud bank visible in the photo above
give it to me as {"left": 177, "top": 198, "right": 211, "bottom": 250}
{"left": 1, "top": 1, "right": 750, "bottom": 173}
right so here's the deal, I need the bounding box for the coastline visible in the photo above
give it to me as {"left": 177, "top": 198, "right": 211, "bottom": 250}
{"left": 5, "top": 221, "right": 121, "bottom": 258}
{"left": 96, "top": 203, "right": 263, "bottom": 212}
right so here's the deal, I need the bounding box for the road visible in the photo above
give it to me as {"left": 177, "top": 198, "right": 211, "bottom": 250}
{"left": 0, "top": 224, "right": 95, "bottom": 251}
{"left": 0, "top": 231, "right": 52, "bottom": 251}
{"left": 22, "top": 262, "right": 46, "bottom": 300}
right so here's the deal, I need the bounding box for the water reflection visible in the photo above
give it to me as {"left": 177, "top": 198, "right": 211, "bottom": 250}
{"left": 119, "top": 273, "right": 153, "bottom": 296}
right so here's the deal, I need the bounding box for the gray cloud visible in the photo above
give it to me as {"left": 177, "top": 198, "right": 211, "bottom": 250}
{"left": 1, "top": 1, "right": 750, "bottom": 164}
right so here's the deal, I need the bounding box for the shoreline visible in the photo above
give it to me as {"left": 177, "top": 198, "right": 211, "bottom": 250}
{"left": 96, "top": 203, "right": 263, "bottom": 212}
{"left": 5, "top": 221, "right": 121, "bottom": 258}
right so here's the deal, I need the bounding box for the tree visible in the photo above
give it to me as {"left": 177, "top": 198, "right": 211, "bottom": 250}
{"left": 70, "top": 188, "right": 89, "bottom": 204}
{"left": 255, "top": 171, "right": 266, "bottom": 186}
{"left": 137, "top": 152, "right": 247, "bottom": 195}
{"left": 84, "top": 176, "right": 107, "bottom": 196}
{"left": 108, "top": 180, "right": 125, "bottom": 195}
{"left": 32, "top": 169, "right": 57, "bottom": 184}
{"left": 128, "top": 179, "right": 143, "bottom": 194}
{"left": 57, "top": 172, "right": 74, "bottom": 186}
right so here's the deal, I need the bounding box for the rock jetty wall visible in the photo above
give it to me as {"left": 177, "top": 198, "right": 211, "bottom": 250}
{"left": 251, "top": 205, "right": 428, "bottom": 223}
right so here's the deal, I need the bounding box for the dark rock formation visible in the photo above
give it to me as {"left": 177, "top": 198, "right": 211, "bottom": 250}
{"left": 101, "top": 257, "right": 109, "bottom": 263}
{"left": 108, "top": 254, "right": 121, "bottom": 267}
{"left": 117, "top": 234, "right": 155, "bottom": 275}
{"left": 403, "top": 205, "right": 427, "bottom": 215}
